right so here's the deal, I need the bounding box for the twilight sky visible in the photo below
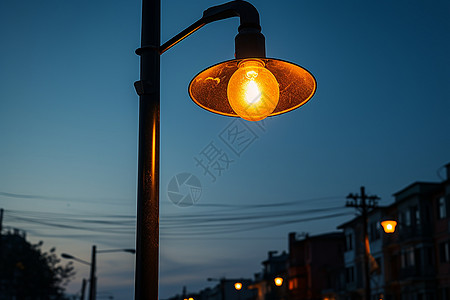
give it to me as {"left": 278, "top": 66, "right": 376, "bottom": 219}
{"left": 1, "top": 0, "right": 449, "bottom": 299}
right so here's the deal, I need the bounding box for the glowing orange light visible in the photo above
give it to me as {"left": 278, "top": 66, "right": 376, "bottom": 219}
{"left": 274, "top": 277, "right": 283, "bottom": 286}
{"left": 381, "top": 220, "right": 397, "bottom": 233}
{"left": 234, "top": 282, "right": 243, "bottom": 290}
{"left": 227, "top": 59, "right": 279, "bottom": 121}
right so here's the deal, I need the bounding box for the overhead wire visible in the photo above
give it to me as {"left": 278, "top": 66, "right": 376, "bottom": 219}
{"left": 1, "top": 194, "right": 351, "bottom": 239}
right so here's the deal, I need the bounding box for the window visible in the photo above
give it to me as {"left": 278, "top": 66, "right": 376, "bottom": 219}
{"left": 369, "top": 222, "right": 380, "bottom": 241}
{"left": 402, "top": 247, "right": 415, "bottom": 268}
{"left": 405, "top": 209, "right": 411, "bottom": 226}
{"left": 413, "top": 206, "right": 420, "bottom": 226}
{"left": 425, "top": 246, "right": 434, "bottom": 266}
{"left": 345, "top": 233, "right": 353, "bottom": 251}
{"left": 439, "top": 241, "right": 450, "bottom": 263}
{"left": 414, "top": 248, "right": 421, "bottom": 267}
{"left": 438, "top": 197, "right": 447, "bottom": 219}
{"left": 289, "top": 278, "right": 298, "bottom": 290}
{"left": 346, "top": 267, "right": 354, "bottom": 283}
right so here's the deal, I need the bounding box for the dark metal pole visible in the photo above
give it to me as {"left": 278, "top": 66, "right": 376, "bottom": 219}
{"left": 81, "top": 278, "right": 87, "bottom": 300}
{"left": 346, "top": 187, "right": 379, "bottom": 300}
{"left": 134, "top": 0, "right": 160, "bottom": 299}
{"left": 361, "top": 187, "right": 371, "bottom": 300}
{"left": 0, "top": 208, "right": 3, "bottom": 234}
{"left": 133, "top": 1, "right": 263, "bottom": 299}
{"left": 89, "top": 245, "right": 97, "bottom": 300}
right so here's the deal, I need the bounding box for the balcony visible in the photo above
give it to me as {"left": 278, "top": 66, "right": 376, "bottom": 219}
{"left": 399, "top": 265, "right": 435, "bottom": 281}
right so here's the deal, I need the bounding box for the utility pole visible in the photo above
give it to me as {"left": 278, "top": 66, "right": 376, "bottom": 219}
{"left": 80, "top": 278, "right": 87, "bottom": 300}
{"left": 89, "top": 245, "right": 97, "bottom": 300}
{"left": 0, "top": 208, "right": 3, "bottom": 234}
{"left": 346, "top": 186, "right": 379, "bottom": 300}
{"left": 0, "top": 208, "right": 3, "bottom": 258}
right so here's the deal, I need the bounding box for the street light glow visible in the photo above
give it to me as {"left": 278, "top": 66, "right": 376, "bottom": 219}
{"left": 189, "top": 58, "right": 316, "bottom": 121}
{"left": 227, "top": 59, "right": 279, "bottom": 121}
{"left": 274, "top": 277, "right": 283, "bottom": 286}
{"left": 234, "top": 282, "right": 243, "bottom": 290}
{"left": 381, "top": 220, "right": 397, "bottom": 233}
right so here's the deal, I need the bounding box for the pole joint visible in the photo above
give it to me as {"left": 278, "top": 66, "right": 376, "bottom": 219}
{"left": 158, "top": 0, "right": 265, "bottom": 58}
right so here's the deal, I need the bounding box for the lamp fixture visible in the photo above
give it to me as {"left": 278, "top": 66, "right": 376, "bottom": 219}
{"left": 154, "top": 0, "right": 316, "bottom": 122}
{"left": 274, "top": 277, "right": 283, "bottom": 286}
{"left": 134, "top": 0, "right": 317, "bottom": 298}
{"left": 381, "top": 220, "right": 397, "bottom": 233}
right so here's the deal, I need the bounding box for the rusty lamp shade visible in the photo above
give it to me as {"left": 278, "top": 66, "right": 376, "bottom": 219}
{"left": 189, "top": 57, "right": 316, "bottom": 121}
{"left": 381, "top": 220, "right": 397, "bottom": 233}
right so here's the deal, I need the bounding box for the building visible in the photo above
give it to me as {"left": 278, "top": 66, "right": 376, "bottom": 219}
{"left": 167, "top": 279, "right": 255, "bottom": 300}
{"left": 383, "top": 182, "right": 440, "bottom": 300}
{"left": 339, "top": 162, "right": 450, "bottom": 300}
{"left": 338, "top": 207, "right": 385, "bottom": 300}
{"left": 288, "top": 232, "right": 345, "bottom": 300}
{"left": 431, "top": 163, "right": 450, "bottom": 300}
{"left": 166, "top": 162, "right": 450, "bottom": 300}
{"left": 250, "top": 250, "right": 289, "bottom": 300}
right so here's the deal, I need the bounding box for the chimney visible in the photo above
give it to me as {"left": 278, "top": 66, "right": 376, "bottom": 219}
{"left": 289, "top": 232, "right": 296, "bottom": 245}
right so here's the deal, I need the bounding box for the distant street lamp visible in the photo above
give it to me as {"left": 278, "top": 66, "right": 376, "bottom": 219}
{"left": 135, "top": 1, "right": 316, "bottom": 299}
{"left": 380, "top": 220, "right": 397, "bottom": 234}
{"left": 274, "top": 277, "right": 283, "bottom": 287}
{"left": 234, "top": 282, "right": 243, "bottom": 290}
{"left": 61, "top": 246, "right": 135, "bottom": 300}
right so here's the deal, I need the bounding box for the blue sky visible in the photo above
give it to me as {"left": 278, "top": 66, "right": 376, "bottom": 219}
{"left": 1, "top": 0, "right": 449, "bottom": 299}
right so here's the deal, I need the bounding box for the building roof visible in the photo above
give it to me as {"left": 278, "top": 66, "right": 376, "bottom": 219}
{"left": 393, "top": 181, "right": 441, "bottom": 202}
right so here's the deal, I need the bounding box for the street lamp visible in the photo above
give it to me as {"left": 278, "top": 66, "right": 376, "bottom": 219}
{"left": 380, "top": 220, "right": 397, "bottom": 234}
{"left": 274, "top": 277, "right": 283, "bottom": 287}
{"left": 135, "top": 1, "right": 316, "bottom": 299}
{"left": 61, "top": 246, "right": 135, "bottom": 300}
{"left": 234, "top": 282, "right": 243, "bottom": 290}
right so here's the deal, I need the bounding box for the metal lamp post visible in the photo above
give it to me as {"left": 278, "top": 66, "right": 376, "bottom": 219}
{"left": 61, "top": 246, "right": 135, "bottom": 300}
{"left": 134, "top": 1, "right": 316, "bottom": 299}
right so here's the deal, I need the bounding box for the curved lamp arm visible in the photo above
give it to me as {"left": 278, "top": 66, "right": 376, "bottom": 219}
{"left": 157, "top": 0, "right": 265, "bottom": 58}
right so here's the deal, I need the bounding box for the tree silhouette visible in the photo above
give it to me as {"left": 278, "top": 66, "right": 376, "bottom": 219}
{"left": 0, "top": 229, "right": 75, "bottom": 299}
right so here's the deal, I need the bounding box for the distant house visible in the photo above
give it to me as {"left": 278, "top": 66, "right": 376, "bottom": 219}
{"left": 432, "top": 163, "right": 450, "bottom": 300}
{"left": 287, "top": 232, "right": 345, "bottom": 300}
{"left": 337, "top": 162, "right": 450, "bottom": 300}
{"left": 250, "top": 250, "right": 289, "bottom": 300}
{"left": 383, "top": 181, "right": 440, "bottom": 299}
{"left": 337, "top": 208, "right": 385, "bottom": 300}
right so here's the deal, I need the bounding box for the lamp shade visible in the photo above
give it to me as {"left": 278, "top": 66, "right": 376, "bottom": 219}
{"left": 189, "top": 58, "right": 316, "bottom": 118}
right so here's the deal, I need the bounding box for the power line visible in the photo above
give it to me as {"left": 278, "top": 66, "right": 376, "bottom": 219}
{"left": 0, "top": 191, "right": 130, "bottom": 206}
{"left": 1, "top": 194, "right": 352, "bottom": 241}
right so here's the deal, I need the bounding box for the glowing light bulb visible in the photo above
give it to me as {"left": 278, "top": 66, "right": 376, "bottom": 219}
{"left": 227, "top": 59, "right": 279, "bottom": 121}
{"left": 234, "top": 282, "right": 242, "bottom": 290}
